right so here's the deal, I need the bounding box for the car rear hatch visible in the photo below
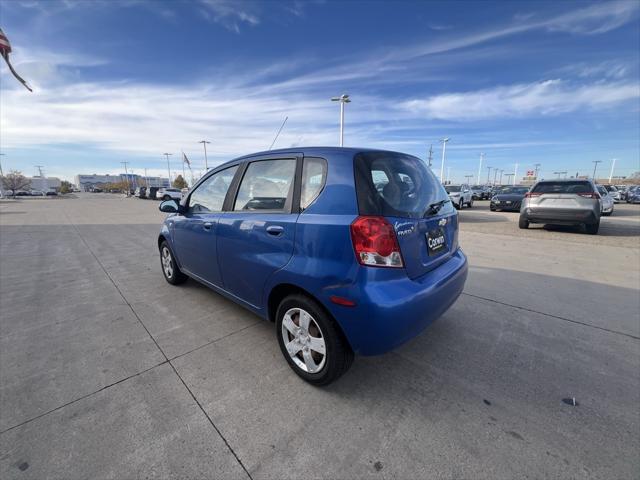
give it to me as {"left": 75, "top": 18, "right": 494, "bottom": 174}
{"left": 528, "top": 181, "right": 598, "bottom": 211}
{"left": 354, "top": 151, "right": 458, "bottom": 280}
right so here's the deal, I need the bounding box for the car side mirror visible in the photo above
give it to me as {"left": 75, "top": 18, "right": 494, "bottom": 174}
{"left": 159, "top": 199, "right": 181, "bottom": 213}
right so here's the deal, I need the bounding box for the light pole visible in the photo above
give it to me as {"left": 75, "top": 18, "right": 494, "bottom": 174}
{"left": 486, "top": 166, "right": 492, "bottom": 184}
{"left": 439, "top": 137, "right": 450, "bottom": 183}
{"left": 513, "top": 163, "right": 518, "bottom": 185}
{"left": 493, "top": 168, "right": 498, "bottom": 185}
{"left": 0, "top": 153, "right": 4, "bottom": 178}
{"left": 331, "top": 94, "right": 351, "bottom": 147}
{"left": 504, "top": 173, "right": 514, "bottom": 184}
{"left": 534, "top": 163, "right": 541, "bottom": 180}
{"left": 198, "top": 141, "right": 210, "bottom": 170}
{"left": 465, "top": 174, "right": 474, "bottom": 185}
{"left": 121, "top": 161, "right": 130, "bottom": 195}
{"left": 608, "top": 158, "right": 617, "bottom": 183}
{"left": 163, "top": 153, "right": 172, "bottom": 186}
{"left": 592, "top": 160, "right": 602, "bottom": 180}
{"left": 477, "top": 153, "right": 484, "bottom": 185}
{"left": 446, "top": 166, "right": 451, "bottom": 184}
{"left": 499, "top": 169, "right": 504, "bottom": 185}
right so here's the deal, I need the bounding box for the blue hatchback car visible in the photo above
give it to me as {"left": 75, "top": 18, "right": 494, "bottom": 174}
{"left": 158, "top": 147, "right": 468, "bottom": 384}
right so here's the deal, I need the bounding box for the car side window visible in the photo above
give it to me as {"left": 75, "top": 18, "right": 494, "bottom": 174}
{"left": 233, "top": 159, "right": 296, "bottom": 212}
{"left": 188, "top": 165, "right": 238, "bottom": 213}
{"left": 300, "top": 157, "right": 327, "bottom": 210}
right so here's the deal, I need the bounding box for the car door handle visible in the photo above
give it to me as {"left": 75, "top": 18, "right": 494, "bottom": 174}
{"left": 266, "top": 225, "right": 284, "bottom": 236}
{"left": 203, "top": 222, "right": 213, "bottom": 231}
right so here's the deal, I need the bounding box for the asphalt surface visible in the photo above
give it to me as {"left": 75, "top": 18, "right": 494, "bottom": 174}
{"left": 1, "top": 194, "right": 638, "bottom": 479}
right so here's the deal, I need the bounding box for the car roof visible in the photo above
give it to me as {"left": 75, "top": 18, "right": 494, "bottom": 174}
{"left": 212, "top": 146, "right": 417, "bottom": 170}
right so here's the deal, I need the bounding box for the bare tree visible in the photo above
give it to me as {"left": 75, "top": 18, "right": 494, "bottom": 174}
{"left": 1, "top": 170, "right": 31, "bottom": 197}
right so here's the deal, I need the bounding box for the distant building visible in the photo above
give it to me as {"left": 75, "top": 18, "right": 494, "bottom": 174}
{"left": 28, "top": 176, "right": 61, "bottom": 192}
{"left": 75, "top": 173, "right": 169, "bottom": 191}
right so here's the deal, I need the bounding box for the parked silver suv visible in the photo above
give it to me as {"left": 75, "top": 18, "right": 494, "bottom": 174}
{"left": 519, "top": 179, "right": 601, "bottom": 234}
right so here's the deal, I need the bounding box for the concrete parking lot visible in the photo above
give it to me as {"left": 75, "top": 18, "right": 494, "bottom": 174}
{"left": 1, "top": 194, "right": 639, "bottom": 479}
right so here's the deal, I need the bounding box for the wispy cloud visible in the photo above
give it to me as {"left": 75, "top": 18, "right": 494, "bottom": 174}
{"left": 403, "top": 79, "right": 640, "bottom": 121}
{"left": 197, "top": 0, "right": 260, "bottom": 33}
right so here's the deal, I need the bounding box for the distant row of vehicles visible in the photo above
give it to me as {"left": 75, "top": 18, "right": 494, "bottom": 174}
{"left": 445, "top": 180, "right": 639, "bottom": 235}
{"left": 134, "top": 186, "right": 185, "bottom": 200}
{"left": 3, "top": 190, "right": 58, "bottom": 196}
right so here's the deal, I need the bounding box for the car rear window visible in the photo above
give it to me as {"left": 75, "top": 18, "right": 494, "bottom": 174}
{"left": 532, "top": 181, "right": 593, "bottom": 194}
{"left": 354, "top": 151, "right": 451, "bottom": 219}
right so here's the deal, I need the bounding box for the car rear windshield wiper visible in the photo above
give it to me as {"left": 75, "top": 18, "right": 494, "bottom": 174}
{"left": 424, "top": 199, "right": 450, "bottom": 217}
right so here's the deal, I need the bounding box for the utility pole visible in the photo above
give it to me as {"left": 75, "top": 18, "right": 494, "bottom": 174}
{"left": 592, "top": 160, "right": 602, "bottom": 181}
{"left": 163, "top": 153, "right": 172, "bottom": 187}
{"left": 477, "top": 153, "right": 484, "bottom": 185}
{"left": 331, "top": 94, "right": 351, "bottom": 147}
{"left": 513, "top": 163, "right": 518, "bottom": 185}
{"left": 427, "top": 144, "right": 433, "bottom": 167}
{"left": 121, "top": 161, "right": 130, "bottom": 196}
{"left": 534, "top": 163, "right": 541, "bottom": 180}
{"left": 34, "top": 165, "right": 44, "bottom": 177}
{"left": 198, "top": 141, "right": 211, "bottom": 170}
{"left": 608, "top": 158, "right": 616, "bottom": 183}
{"left": 439, "top": 137, "right": 450, "bottom": 183}
{"left": 486, "top": 166, "right": 492, "bottom": 184}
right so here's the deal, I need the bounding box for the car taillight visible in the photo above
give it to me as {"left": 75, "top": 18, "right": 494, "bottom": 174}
{"left": 524, "top": 192, "right": 542, "bottom": 198}
{"left": 350, "top": 216, "right": 403, "bottom": 268}
{"left": 578, "top": 192, "right": 600, "bottom": 199}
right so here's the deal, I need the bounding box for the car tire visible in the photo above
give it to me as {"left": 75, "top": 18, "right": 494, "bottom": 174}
{"left": 454, "top": 201, "right": 460, "bottom": 210}
{"left": 518, "top": 216, "right": 529, "bottom": 229}
{"left": 467, "top": 199, "right": 473, "bottom": 208}
{"left": 276, "top": 294, "right": 354, "bottom": 386}
{"left": 490, "top": 206, "right": 496, "bottom": 211}
{"left": 160, "top": 241, "right": 188, "bottom": 285}
{"left": 162, "top": 195, "right": 171, "bottom": 201}
{"left": 584, "top": 221, "right": 600, "bottom": 235}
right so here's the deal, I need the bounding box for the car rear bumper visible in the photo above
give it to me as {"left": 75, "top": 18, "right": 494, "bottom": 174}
{"left": 333, "top": 249, "right": 468, "bottom": 356}
{"left": 522, "top": 207, "right": 599, "bottom": 225}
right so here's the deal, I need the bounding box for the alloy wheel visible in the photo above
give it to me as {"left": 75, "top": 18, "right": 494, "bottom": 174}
{"left": 161, "top": 246, "right": 174, "bottom": 279}
{"left": 281, "top": 307, "right": 327, "bottom": 374}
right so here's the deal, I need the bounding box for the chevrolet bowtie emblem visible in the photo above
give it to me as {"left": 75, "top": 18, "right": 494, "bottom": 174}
{"left": 438, "top": 218, "right": 447, "bottom": 226}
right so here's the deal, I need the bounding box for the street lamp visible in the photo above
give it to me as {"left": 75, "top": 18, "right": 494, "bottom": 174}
{"left": 330, "top": 94, "right": 351, "bottom": 147}
{"left": 439, "top": 137, "right": 450, "bottom": 183}
{"left": 592, "top": 160, "right": 602, "bottom": 180}
{"left": 198, "top": 141, "right": 211, "bottom": 170}
{"left": 163, "top": 153, "right": 172, "bottom": 186}
{"left": 477, "top": 153, "right": 484, "bottom": 185}
{"left": 486, "top": 166, "right": 492, "bottom": 184}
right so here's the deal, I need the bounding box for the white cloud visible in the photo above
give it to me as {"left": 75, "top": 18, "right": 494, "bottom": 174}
{"left": 403, "top": 80, "right": 640, "bottom": 120}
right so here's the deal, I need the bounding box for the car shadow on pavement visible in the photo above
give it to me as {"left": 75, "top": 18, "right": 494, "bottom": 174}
{"left": 538, "top": 223, "right": 640, "bottom": 237}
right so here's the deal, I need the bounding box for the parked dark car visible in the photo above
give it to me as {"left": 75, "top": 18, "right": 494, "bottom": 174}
{"left": 45, "top": 191, "right": 58, "bottom": 196}
{"left": 15, "top": 191, "right": 31, "bottom": 196}
{"left": 135, "top": 186, "right": 147, "bottom": 199}
{"left": 626, "top": 186, "right": 640, "bottom": 204}
{"left": 157, "top": 147, "right": 468, "bottom": 385}
{"left": 490, "top": 186, "right": 530, "bottom": 211}
{"left": 147, "top": 187, "right": 159, "bottom": 200}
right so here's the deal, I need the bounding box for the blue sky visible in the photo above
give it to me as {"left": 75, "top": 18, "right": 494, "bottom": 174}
{"left": 0, "top": 0, "right": 639, "bottom": 184}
